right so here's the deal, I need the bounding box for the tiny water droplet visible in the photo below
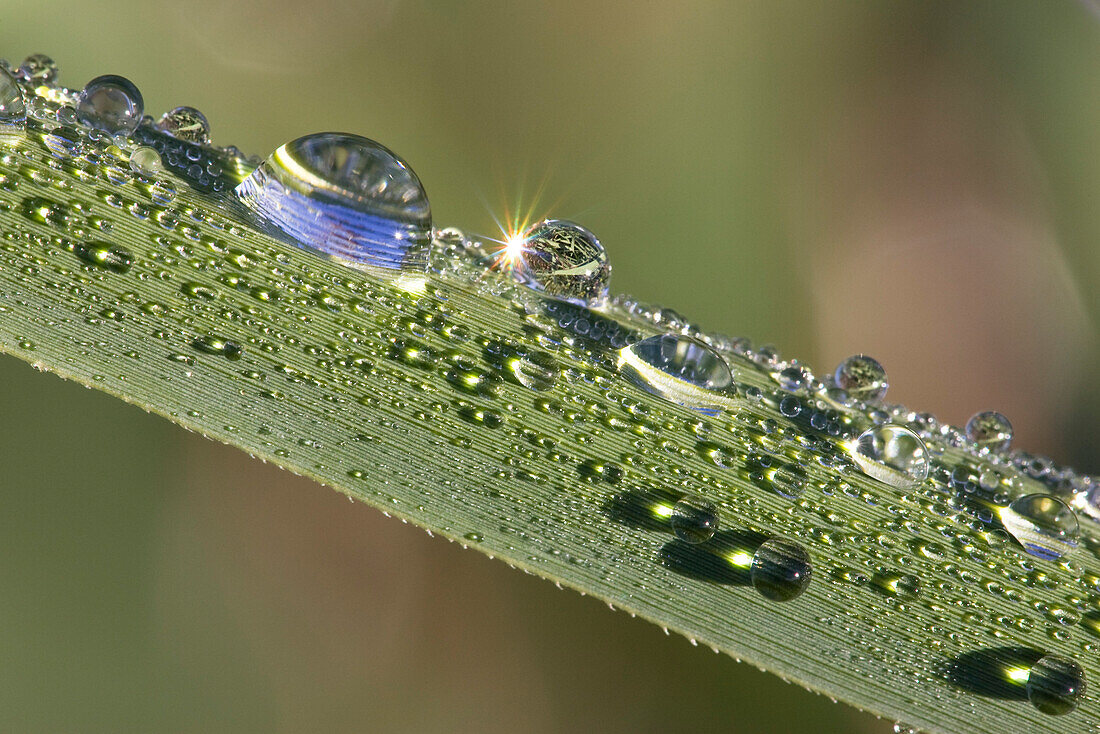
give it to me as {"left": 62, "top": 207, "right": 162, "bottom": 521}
{"left": 155, "top": 106, "right": 210, "bottom": 144}
{"left": 18, "top": 54, "right": 58, "bottom": 85}
{"left": 192, "top": 335, "right": 243, "bottom": 360}
{"left": 751, "top": 538, "right": 812, "bottom": 602}
{"left": 618, "top": 334, "right": 734, "bottom": 413}
{"left": 0, "top": 66, "right": 26, "bottom": 136}
{"left": 74, "top": 241, "right": 132, "bottom": 273}
{"left": 851, "top": 424, "right": 929, "bottom": 488}
{"left": 834, "top": 354, "right": 888, "bottom": 402}
{"left": 1026, "top": 654, "right": 1086, "bottom": 715}
{"left": 129, "top": 146, "right": 162, "bottom": 175}
{"left": 235, "top": 132, "right": 432, "bottom": 270}
{"left": 966, "top": 410, "right": 1013, "bottom": 452}
{"left": 511, "top": 219, "right": 610, "bottom": 305}
{"left": 1000, "top": 494, "right": 1078, "bottom": 561}
{"left": 76, "top": 75, "right": 144, "bottom": 135}
{"left": 670, "top": 495, "right": 719, "bottom": 544}
{"left": 509, "top": 355, "right": 559, "bottom": 392}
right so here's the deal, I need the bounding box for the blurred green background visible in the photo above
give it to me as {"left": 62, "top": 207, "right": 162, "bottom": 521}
{"left": 1, "top": 2, "right": 1098, "bottom": 731}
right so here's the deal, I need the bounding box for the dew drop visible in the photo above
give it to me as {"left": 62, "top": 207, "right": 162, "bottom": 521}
{"left": 510, "top": 219, "right": 610, "bottom": 305}
{"left": 0, "top": 66, "right": 26, "bottom": 136}
{"left": 618, "top": 334, "right": 734, "bottom": 413}
{"left": 74, "top": 241, "right": 133, "bottom": 274}
{"left": 129, "top": 146, "right": 162, "bottom": 176}
{"left": 750, "top": 538, "right": 812, "bottom": 602}
{"left": 966, "top": 410, "right": 1013, "bottom": 452}
{"left": 155, "top": 106, "right": 210, "bottom": 144}
{"left": 851, "top": 424, "right": 929, "bottom": 488}
{"left": 1026, "top": 654, "right": 1086, "bottom": 715}
{"left": 235, "top": 132, "right": 432, "bottom": 270}
{"left": 509, "top": 355, "right": 559, "bottom": 392}
{"left": 669, "top": 495, "right": 719, "bottom": 544}
{"left": 834, "top": 354, "right": 888, "bottom": 402}
{"left": 18, "top": 54, "right": 58, "bottom": 85}
{"left": 1000, "top": 494, "right": 1079, "bottom": 562}
{"left": 192, "top": 335, "right": 243, "bottom": 360}
{"left": 76, "top": 75, "right": 144, "bottom": 135}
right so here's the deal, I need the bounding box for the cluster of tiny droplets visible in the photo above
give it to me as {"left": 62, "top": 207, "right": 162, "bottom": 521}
{"left": 2, "top": 53, "right": 1097, "bottom": 721}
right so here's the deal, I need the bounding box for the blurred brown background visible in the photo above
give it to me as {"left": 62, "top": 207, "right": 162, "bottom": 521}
{"left": 1, "top": 1, "right": 1097, "bottom": 731}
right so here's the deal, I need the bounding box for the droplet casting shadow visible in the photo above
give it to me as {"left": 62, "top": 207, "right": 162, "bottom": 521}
{"left": 659, "top": 529, "right": 770, "bottom": 586}
{"left": 941, "top": 646, "right": 1044, "bottom": 700}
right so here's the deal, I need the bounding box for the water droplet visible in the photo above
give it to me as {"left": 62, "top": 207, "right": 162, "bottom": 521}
{"left": 618, "top": 334, "right": 735, "bottom": 413}
{"left": 155, "top": 106, "right": 210, "bottom": 144}
{"left": 509, "top": 355, "right": 559, "bottom": 392}
{"left": 966, "top": 410, "right": 1013, "bottom": 452}
{"left": 851, "top": 424, "right": 929, "bottom": 488}
{"left": 1026, "top": 654, "right": 1086, "bottom": 715}
{"left": 834, "top": 354, "right": 888, "bottom": 402}
{"left": 235, "top": 132, "right": 432, "bottom": 270}
{"left": 192, "top": 335, "right": 243, "bottom": 360}
{"left": 129, "top": 146, "right": 162, "bottom": 175}
{"left": 1000, "top": 494, "right": 1079, "bottom": 561}
{"left": 18, "top": 54, "right": 58, "bottom": 85}
{"left": 74, "top": 241, "right": 133, "bottom": 274}
{"left": 0, "top": 66, "right": 26, "bottom": 136}
{"left": 76, "top": 75, "right": 144, "bottom": 135}
{"left": 510, "top": 219, "right": 610, "bottom": 305}
{"left": 670, "top": 495, "right": 719, "bottom": 544}
{"left": 751, "top": 538, "right": 812, "bottom": 602}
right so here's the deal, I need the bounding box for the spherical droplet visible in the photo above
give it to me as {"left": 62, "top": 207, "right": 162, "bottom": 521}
{"left": 1000, "top": 494, "right": 1079, "bottom": 562}
{"left": 619, "top": 334, "right": 734, "bottom": 413}
{"left": 76, "top": 75, "right": 144, "bottom": 135}
{"left": 511, "top": 219, "right": 610, "bottom": 305}
{"left": 156, "top": 106, "right": 211, "bottom": 144}
{"left": 0, "top": 66, "right": 26, "bottom": 135}
{"left": 834, "top": 354, "right": 888, "bottom": 402}
{"left": 235, "top": 132, "right": 432, "bottom": 271}
{"left": 966, "top": 410, "right": 1013, "bottom": 452}
{"left": 1027, "top": 654, "right": 1086, "bottom": 715}
{"left": 670, "top": 495, "right": 719, "bottom": 544}
{"left": 18, "top": 54, "right": 58, "bottom": 85}
{"left": 129, "top": 146, "right": 163, "bottom": 175}
{"left": 751, "top": 538, "right": 812, "bottom": 602}
{"left": 851, "top": 424, "right": 929, "bottom": 488}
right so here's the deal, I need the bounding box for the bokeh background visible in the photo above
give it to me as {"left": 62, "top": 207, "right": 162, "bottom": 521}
{"left": 1, "top": 2, "right": 1098, "bottom": 731}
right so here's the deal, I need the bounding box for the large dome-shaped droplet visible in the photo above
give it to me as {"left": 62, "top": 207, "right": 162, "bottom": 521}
{"left": 618, "top": 334, "right": 736, "bottom": 414}
{"left": 750, "top": 538, "right": 812, "bottom": 602}
{"left": 0, "top": 66, "right": 25, "bottom": 136}
{"left": 511, "top": 219, "right": 610, "bottom": 305}
{"left": 235, "top": 132, "right": 432, "bottom": 271}
{"left": 76, "top": 75, "right": 144, "bottom": 135}
{"left": 966, "top": 410, "right": 1013, "bottom": 452}
{"left": 834, "top": 354, "right": 888, "bottom": 402}
{"left": 1000, "top": 494, "right": 1079, "bottom": 561}
{"left": 1027, "top": 655, "right": 1086, "bottom": 715}
{"left": 851, "top": 424, "right": 929, "bottom": 488}
{"left": 156, "top": 106, "right": 210, "bottom": 144}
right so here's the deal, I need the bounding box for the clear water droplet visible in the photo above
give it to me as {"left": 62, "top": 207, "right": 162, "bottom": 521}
{"left": 618, "top": 335, "right": 734, "bottom": 414}
{"left": 129, "top": 146, "right": 162, "bottom": 175}
{"left": 74, "top": 241, "right": 132, "bottom": 273}
{"left": 1026, "top": 654, "right": 1086, "bottom": 715}
{"left": 18, "top": 54, "right": 58, "bottom": 85}
{"left": 751, "top": 538, "right": 812, "bottom": 602}
{"left": 851, "top": 424, "right": 929, "bottom": 488}
{"left": 0, "top": 66, "right": 26, "bottom": 136}
{"left": 511, "top": 219, "right": 610, "bottom": 305}
{"left": 155, "top": 106, "right": 210, "bottom": 144}
{"left": 509, "top": 355, "right": 559, "bottom": 392}
{"left": 77, "top": 75, "right": 144, "bottom": 135}
{"left": 1000, "top": 494, "right": 1079, "bottom": 561}
{"left": 834, "top": 354, "right": 888, "bottom": 402}
{"left": 192, "top": 335, "right": 243, "bottom": 360}
{"left": 235, "top": 132, "right": 431, "bottom": 271}
{"left": 670, "top": 495, "right": 719, "bottom": 544}
{"left": 966, "top": 410, "right": 1013, "bottom": 451}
